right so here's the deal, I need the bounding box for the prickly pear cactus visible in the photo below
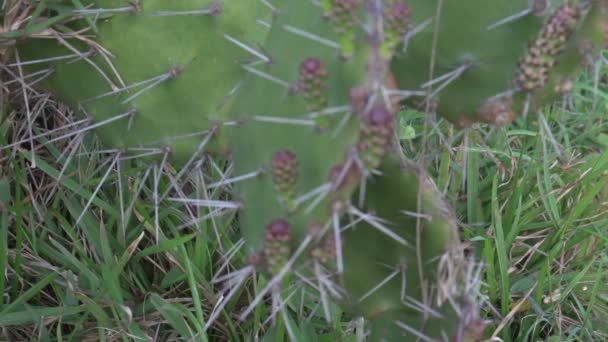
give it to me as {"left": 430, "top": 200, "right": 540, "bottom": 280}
{"left": 340, "top": 156, "right": 482, "bottom": 341}
{"left": 391, "top": 0, "right": 608, "bottom": 127}
{"left": 14, "top": 0, "right": 270, "bottom": 163}
{"left": 225, "top": 0, "right": 480, "bottom": 340}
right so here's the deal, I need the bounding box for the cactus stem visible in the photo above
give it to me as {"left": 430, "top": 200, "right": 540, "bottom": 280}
{"left": 238, "top": 234, "right": 314, "bottom": 321}
{"left": 167, "top": 198, "right": 243, "bottom": 209}
{"left": 357, "top": 268, "right": 401, "bottom": 304}
{"left": 224, "top": 33, "right": 271, "bottom": 63}
{"left": 251, "top": 115, "right": 317, "bottom": 126}
{"left": 207, "top": 168, "right": 265, "bottom": 190}
{"left": 242, "top": 64, "right": 292, "bottom": 88}
{"left": 394, "top": 321, "right": 435, "bottom": 342}
{"left": 347, "top": 205, "right": 412, "bottom": 247}
{"left": 75, "top": 152, "right": 121, "bottom": 227}
{"left": 282, "top": 24, "right": 341, "bottom": 50}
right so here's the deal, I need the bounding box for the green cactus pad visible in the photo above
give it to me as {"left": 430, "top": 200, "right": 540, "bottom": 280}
{"left": 14, "top": 0, "right": 270, "bottom": 164}
{"left": 229, "top": 0, "right": 396, "bottom": 253}
{"left": 340, "top": 155, "right": 478, "bottom": 341}
{"left": 391, "top": 0, "right": 607, "bottom": 127}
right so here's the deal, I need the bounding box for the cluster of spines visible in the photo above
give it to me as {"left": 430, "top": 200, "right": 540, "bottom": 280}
{"left": 514, "top": 2, "right": 582, "bottom": 91}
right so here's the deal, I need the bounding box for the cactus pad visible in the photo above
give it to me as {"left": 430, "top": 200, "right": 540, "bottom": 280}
{"left": 391, "top": 0, "right": 607, "bottom": 126}
{"left": 15, "top": 0, "right": 270, "bottom": 163}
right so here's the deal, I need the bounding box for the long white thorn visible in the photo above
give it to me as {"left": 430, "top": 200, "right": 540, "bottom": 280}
{"left": 314, "top": 262, "right": 333, "bottom": 323}
{"left": 154, "top": 8, "right": 217, "bottom": 16}
{"left": 259, "top": 0, "right": 276, "bottom": 11}
{"left": 295, "top": 183, "right": 331, "bottom": 206}
{"left": 486, "top": 8, "right": 533, "bottom": 31}
{"left": 212, "top": 266, "right": 253, "bottom": 285}
{"left": 124, "top": 167, "right": 151, "bottom": 226}
{"left": 44, "top": 134, "right": 84, "bottom": 204}
{"left": 262, "top": 285, "right": 300, "bottom": 327}
{"left": 357, "top": 269, "right": 400, "bottom": 304}
{"left": 282, "top": 24, "right": 340, "bottom": 49}
{"left": 46, "top": 110, "right": 135, "bottom": 146}
{"left": 251, "top": 115, "right": 316, "bottom": 126}
{"left": 168, "top": 198, "right": 243, "bottom": 209}
{"left": 305, "top": 105, "right": 351, "bottom": 119}
{"left": 1, "top": 117, "right": 92, "bottom": 151}
{"left": 206, "top": 169, "right": 263, "bottom": 190}
{"left": 204, "top": 267, "right": 253, "bottom": 332}
{"left": 8, "top": 50, "right": 94, "bottom": 67}
{"left": 242, "top": 65, "right": 291, "bottom": 88}
{"left": 73, "top": 6, "right": 135, "bottom": 14}
{"left": 211, "top": 239, "right": 245, "bottom": 283}
{"left": 122, "top": 70, "right": 176, "bottom": 104}
{"left": 348, "top": 206, "right": 412, "bottom": 248}
{"left": 153, "top": 165, "right": 161, "bottom": 244}
{"left": 332, "top": 211, "right": 344, "bottom": 275}
{"left": 74, "top": 153, "right": 120, "bottom": 227}
{"left": 402, "top": 296, "right": 445, "bottom": 319}
{"left": 401, "top": 210, "right": 432, "bottom": 221}
{"left": 394, "top": 321, "right": 434, "bottom": 342}
{"left": 224, "top": 34, "right": 270, "bottom": 63}
{"left": 402, "top": 17, "right": 434, "bottom": 52}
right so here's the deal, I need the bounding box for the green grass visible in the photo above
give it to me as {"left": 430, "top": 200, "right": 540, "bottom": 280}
{"left": 1, "top": 2, "right": 608, "bottom": 341}
{"left": 1, "top": 66, "right": 606, "bottom": 341}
